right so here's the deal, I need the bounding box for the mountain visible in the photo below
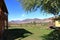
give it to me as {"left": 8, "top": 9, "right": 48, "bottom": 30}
{"left": 8, "top": 18, "right": 53, "bottom": 25}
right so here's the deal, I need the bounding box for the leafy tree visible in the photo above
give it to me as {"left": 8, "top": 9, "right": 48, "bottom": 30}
{"left": 18, "top": 0, "right": 60, "bottom": 16}
{"left": 33, "top": 21, "right": 36, "bottom": 25}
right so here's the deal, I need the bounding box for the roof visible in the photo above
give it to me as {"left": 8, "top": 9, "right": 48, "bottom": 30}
{"left": 2, "top": 0, "right": 8, "bottom": 13}
{"left": 0, "top": 0, "right": 8, "bottom": 13}
{"left": 52, "top": 16, "right": 60, "bottom": 20}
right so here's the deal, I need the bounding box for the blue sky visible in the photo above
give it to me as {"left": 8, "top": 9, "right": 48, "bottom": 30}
{"left": 5, "top": 0, "right": 54, "bottom": 21}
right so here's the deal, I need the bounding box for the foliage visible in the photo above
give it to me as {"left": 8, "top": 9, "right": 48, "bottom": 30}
{"left": 42, "top": 30, "right": 60, "bottom": 40}
{"left": 19, "top": 0, "right": 60, "bottom": 15}
{"left": 33, "top": 21, "right": 36, "bottom": 25}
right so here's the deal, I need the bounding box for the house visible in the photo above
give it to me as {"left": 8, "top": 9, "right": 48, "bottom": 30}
{"left": 54, "top": 16, "right": 60, "bottom": 27}
{"left": 0, "top": 0, "right": 8, "bottom": 38}
{"left": 49, "top": 16, "right": 60, "bottom": 29}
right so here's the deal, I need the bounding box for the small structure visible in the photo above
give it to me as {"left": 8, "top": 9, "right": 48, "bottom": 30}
{"left": 54, "top": 16, "right": 60, "bottom": 27}
{"left": 0, "top": 0, "right": 8, "bottom": 37}
{"left": 50, "top": 16, "right": 60, "bottom": 30}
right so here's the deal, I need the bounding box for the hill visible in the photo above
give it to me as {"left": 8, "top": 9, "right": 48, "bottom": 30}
{"left": 8, "top": 18, "right": 53, "bottom": 25}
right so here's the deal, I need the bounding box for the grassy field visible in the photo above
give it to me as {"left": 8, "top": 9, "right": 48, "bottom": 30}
{"left": 6, "top": 23, "right": 60, "bottom": 40}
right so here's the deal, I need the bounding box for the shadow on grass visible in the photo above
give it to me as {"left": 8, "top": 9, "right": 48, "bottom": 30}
{"left": 41, "top": 30, "right": 60, "bottom": 40}
{"left": 3, "top": 28, "right": 32, "bottom": 40}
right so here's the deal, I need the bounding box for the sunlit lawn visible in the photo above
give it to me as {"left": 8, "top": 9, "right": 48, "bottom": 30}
{"left": 8, "top": 24, "right": 53, "bottom": 40}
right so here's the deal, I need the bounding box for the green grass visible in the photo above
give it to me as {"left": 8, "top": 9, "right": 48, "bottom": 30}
{"left": 8, "top": 23, "right": 54, "bottom": 40}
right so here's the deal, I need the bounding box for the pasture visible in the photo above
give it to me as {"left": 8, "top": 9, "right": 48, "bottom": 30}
{"left": 4, "top": 23, "right": 60, "bottom": 40}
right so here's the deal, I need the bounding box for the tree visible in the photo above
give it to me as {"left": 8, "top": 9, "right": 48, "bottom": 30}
{"left": 33, "top": 21, "right": 36, "bottom": 25}
{"left": 18, "top": 0, "right": 60, "bottom": 16}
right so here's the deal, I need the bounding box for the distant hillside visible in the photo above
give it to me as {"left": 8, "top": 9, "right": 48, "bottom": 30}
{"left": 8, "top": 17, "right": 53, "bottom": 25}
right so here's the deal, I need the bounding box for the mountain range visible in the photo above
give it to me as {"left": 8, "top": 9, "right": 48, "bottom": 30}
{"left": 8, "top": 18, "right": 53, "bottom": 25}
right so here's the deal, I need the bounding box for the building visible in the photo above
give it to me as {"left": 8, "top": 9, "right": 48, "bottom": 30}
{"left": 49, "top": 16, "right": 60, "bottom": 29}
{"left": 0, "top": 0, "right": 8, "bottom": 38}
